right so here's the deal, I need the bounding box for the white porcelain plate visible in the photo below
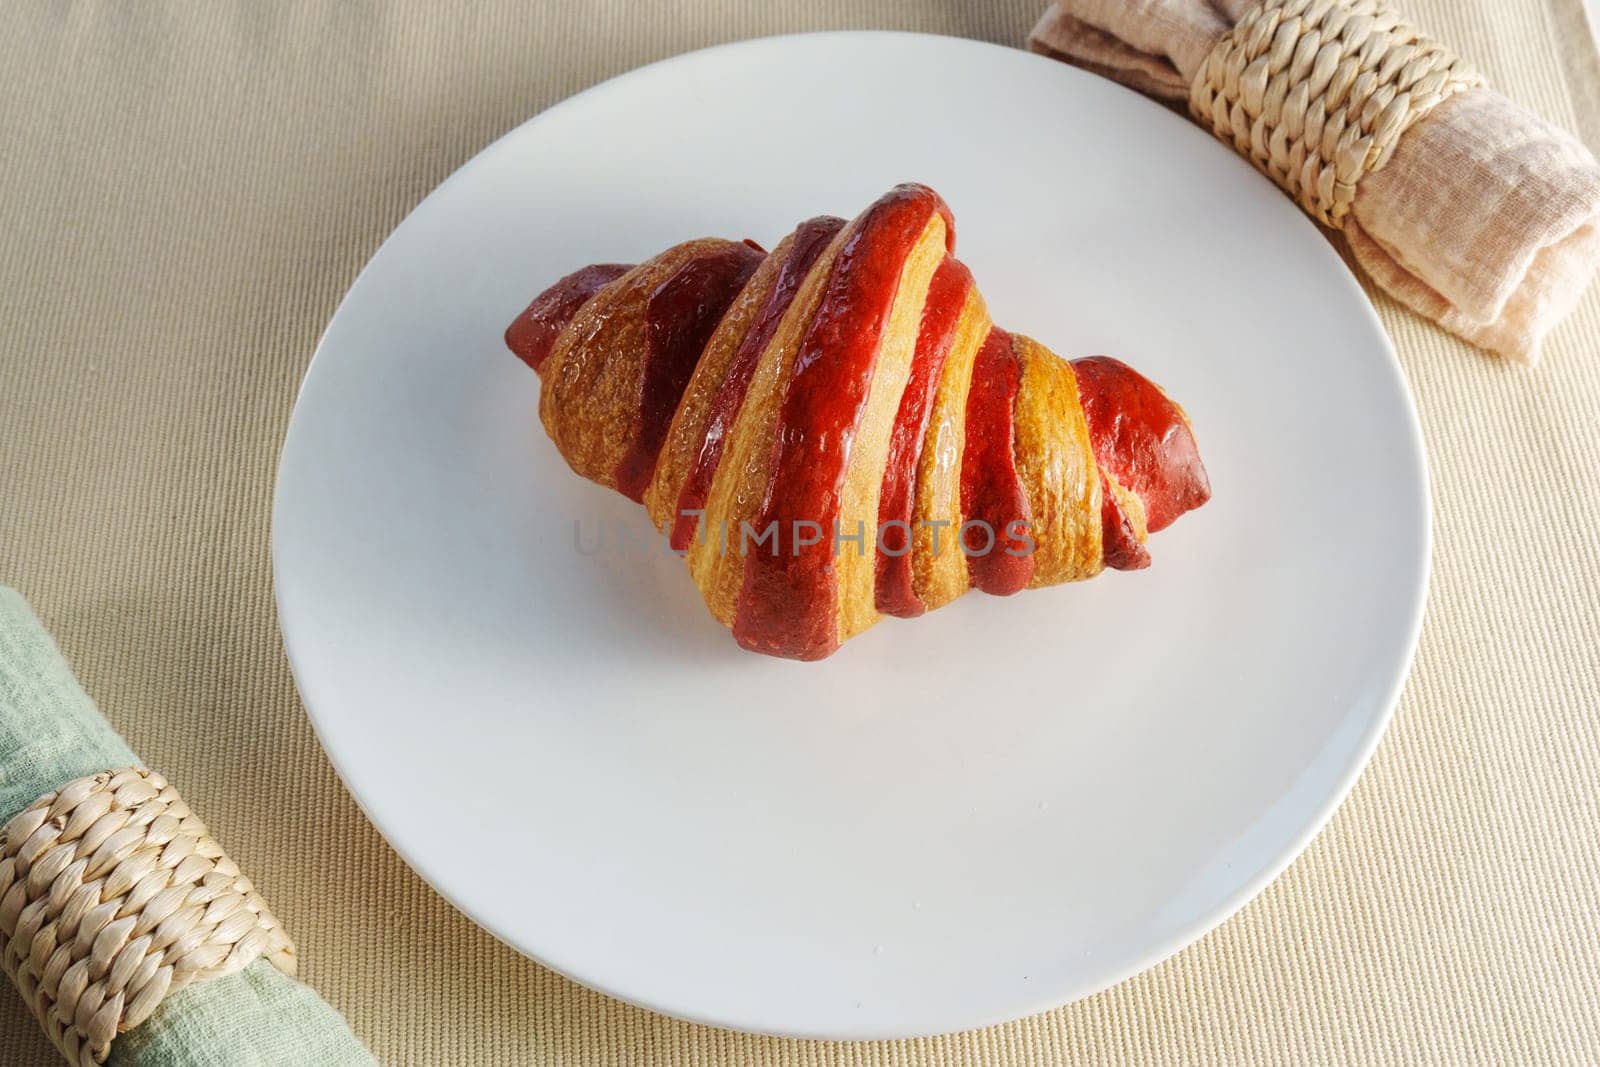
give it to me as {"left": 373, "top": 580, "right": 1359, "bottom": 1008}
{"left": 273, "top": 33, "right": 1429, "bottom": 1039}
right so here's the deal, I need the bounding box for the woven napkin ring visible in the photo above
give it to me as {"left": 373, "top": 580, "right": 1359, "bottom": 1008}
{"left": 1189, "top": 0, "right": 1484, "bottom": 228}
{"left": 0, "top": 768, "right": 297, "bottom": 1067}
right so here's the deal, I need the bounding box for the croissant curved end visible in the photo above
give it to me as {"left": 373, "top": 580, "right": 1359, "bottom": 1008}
{"left": 1071, "top": 355, "right": 1212, "bottom": 570}
{"left": 506, "top": 262, "right": 633, "bottom": 373}
{"left": 507, "top": 185, "right": 1211, "bottom": 659}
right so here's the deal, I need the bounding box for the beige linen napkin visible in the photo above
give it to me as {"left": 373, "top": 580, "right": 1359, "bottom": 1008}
{"left": 1030, "top": 0, "right": 1600, "bottom": 363}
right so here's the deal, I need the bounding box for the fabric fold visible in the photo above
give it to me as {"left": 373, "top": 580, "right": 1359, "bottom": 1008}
{"left": 0, "top": 587, "right": 374, "bottom": 1067}
{"left": 1029, "top": 0, "right": 1600, "bottom": 363}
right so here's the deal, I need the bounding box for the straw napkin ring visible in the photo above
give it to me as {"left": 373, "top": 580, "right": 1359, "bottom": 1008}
{"left": 0, "top": 768, "right": 296, "bottom": 1067}
{"left": 1190, "top": 0, "right": 1484, "bottom": 228}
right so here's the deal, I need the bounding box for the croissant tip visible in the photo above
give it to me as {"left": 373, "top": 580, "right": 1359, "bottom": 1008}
{"left": 507, "top": 262, "right": 636, "bottom": 374}
{"left": 1072, "top": 355, "right": 1211, "bottom": 536}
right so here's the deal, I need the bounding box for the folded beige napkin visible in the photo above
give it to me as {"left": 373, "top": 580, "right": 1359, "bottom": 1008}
{"left": 1030, "top": 0, "right": 1600, "bottom": 363}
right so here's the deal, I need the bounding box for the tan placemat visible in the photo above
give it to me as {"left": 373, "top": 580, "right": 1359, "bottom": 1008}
{"left": 2, "top": 2, "right": 1597, "bottom": 1064}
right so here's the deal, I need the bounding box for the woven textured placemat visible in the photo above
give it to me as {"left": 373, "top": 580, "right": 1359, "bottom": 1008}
{"left": 2, "top": 2, "right": 1597, "bottom": 1064}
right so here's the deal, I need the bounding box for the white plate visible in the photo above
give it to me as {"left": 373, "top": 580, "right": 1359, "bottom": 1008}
{"left": 273, "top": 32, "right": 1429, "bottom": 1039}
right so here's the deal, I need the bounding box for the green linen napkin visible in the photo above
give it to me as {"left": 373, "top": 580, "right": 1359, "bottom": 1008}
{"left": 0, "top": 586, "right": 374, "bottom": 1066}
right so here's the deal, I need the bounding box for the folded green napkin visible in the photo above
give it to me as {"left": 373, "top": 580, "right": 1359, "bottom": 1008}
{"left": 0, "top": 586, "right": 373, "bottom": 1066}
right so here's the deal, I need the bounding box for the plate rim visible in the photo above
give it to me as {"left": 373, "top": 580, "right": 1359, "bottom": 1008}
{"left": 271, "top": 29, "right": 1433, "bottom": 1039}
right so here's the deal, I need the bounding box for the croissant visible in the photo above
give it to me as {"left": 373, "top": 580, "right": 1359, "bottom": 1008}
{"left": 506, "top": 184, "right": 1211, "bottom": 660}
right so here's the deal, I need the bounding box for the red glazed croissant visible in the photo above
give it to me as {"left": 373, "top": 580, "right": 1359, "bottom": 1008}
{"left": 507, "top": 184, "right": 1210, "bottom": 660}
